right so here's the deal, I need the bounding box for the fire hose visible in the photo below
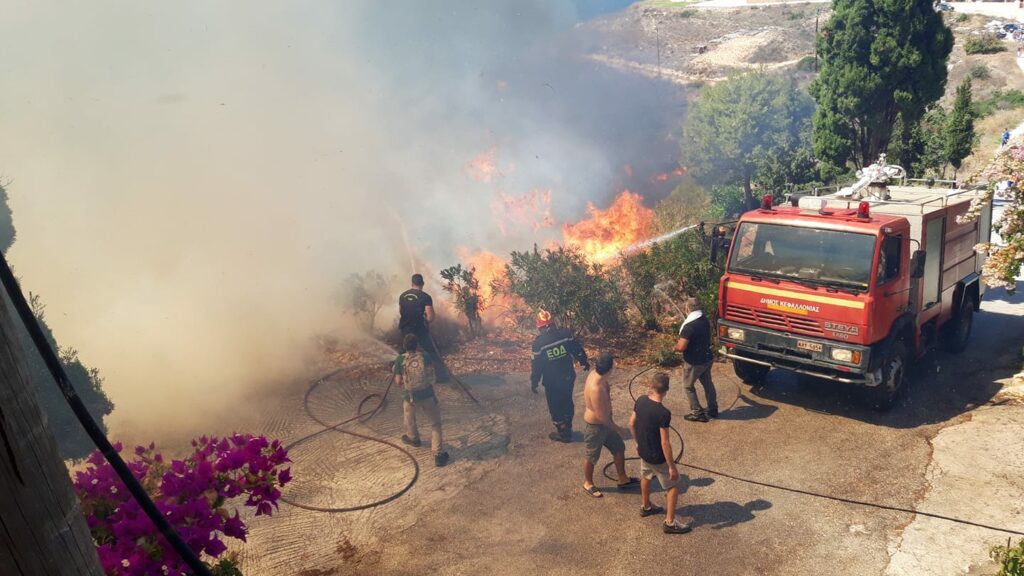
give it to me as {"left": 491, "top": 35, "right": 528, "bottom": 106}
{"left": 280, "top": 333, "right": 481, "bottom": 513}
{"left": 603, "top": 363, "right": 1024, "bottom": 537}
{"left": 278, "top": 368, "right": 421, "bottom": 513}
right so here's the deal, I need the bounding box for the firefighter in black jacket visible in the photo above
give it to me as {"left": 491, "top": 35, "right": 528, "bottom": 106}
{"left": 530, "top": 310, "right": 589, "bottom": 443}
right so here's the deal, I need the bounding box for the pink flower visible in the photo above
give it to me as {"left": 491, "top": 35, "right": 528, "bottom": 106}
{"left": 73, "top": 434, "right": 290, "bottom": 575}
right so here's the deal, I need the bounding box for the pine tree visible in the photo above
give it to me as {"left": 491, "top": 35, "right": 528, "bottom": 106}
{"left": 945, "top": 78, "right": 976, "bottom": 178}
{"left": 810, "top": 0, "right": 953, "bottom": 172}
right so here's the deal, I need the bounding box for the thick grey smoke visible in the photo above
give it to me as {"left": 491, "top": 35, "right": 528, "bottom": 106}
{"left": 0, "top": 1, "right": 682, "bottom": 437}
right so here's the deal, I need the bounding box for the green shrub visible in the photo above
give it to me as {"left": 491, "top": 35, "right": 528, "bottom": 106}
{"left": 500, "top": 245, "right": 625, "bottom": 334}
{"left": 964, "top": 35, "right": 1007, "bottom": 55}
{"left": 969, "top": 63, "right": 990, "bottom": 80}
{"left": 973, "top": 88, "right": 1024, "bottom": 118}
{"left": 647, "top": 333, "right": 682, "bottom": 367}
{"left": 621, "top": 229, "right": 722, "bottom": 330}
{"left": 955, "top": 13, "right": 969, "bottom": 23}
{"left": 991, "top": 538, "right": 1024, "bottom": 576}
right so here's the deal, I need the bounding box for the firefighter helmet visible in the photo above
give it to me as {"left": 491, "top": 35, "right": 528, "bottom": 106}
{"left": 535, "top": 309, "right": 554, "bottom": 329}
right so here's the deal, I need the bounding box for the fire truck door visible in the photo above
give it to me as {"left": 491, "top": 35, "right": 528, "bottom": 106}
{"left": 922, "top": 216, "right": 944, "bottom": 310}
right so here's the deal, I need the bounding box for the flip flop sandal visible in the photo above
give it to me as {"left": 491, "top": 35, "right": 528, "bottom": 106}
{"left": 583, "top": 485, "right": 603, "bottom": 498}
{"left": 616, "top": 477, "right": 641, "bottom": 490}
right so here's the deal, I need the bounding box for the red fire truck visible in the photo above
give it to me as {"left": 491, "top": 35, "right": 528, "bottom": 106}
{"left": 714, "top": 160, "right": 994, "bottom": 409}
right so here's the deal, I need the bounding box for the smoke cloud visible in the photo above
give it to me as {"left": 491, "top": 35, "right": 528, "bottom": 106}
{"left": 0, "top": 1, "right": 683, "bottom": 437}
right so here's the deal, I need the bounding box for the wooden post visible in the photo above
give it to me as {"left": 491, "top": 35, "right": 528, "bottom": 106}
{"left": 0, "top": 295, "right": 103, "bottom": 575}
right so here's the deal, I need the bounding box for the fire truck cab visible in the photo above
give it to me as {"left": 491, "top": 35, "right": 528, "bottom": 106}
{"left": 716, "top": 163, "right": 993, "bottom": 410}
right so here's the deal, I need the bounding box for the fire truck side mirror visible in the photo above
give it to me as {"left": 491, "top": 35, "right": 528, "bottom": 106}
{"left": 910, "top": 250, "right": 926, "bottom": 279}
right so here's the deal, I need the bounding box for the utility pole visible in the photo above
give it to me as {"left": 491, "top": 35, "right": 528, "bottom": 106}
{"left": 815, "top": 7, "right": 822, "bottom": 72}
{"left": 656, "top": 22, "right": 662, "bottom": 78}
{"left": 0, "top": 296, "right": 103, "bottom": 575}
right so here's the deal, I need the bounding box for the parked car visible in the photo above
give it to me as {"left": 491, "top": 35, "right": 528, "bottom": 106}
{"left": 936, "top": 2, "right": 954, "bottom": 11}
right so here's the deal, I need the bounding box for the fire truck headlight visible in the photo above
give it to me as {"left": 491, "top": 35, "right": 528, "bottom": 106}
{"left": 831, "top": 348, "right": 861, "bottom": 364}
{"left": 726, "top": 327, "right": 746, "bottom": 341}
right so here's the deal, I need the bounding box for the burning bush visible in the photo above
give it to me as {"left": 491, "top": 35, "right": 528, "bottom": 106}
{"left": 500, "top": 245, "right": 625, "bottom": 334}
{"left": 621, "top": 229, "right": 722, "bottom": 331}
{"left": 440, "top": 264, "right": 483, "bottom": 335}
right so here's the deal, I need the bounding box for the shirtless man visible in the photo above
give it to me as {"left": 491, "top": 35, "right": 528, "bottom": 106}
{"left": 581, "top": 352, "right": 638, "bottom": 497}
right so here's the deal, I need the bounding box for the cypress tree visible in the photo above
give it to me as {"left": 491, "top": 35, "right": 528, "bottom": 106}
{"left": 810, "top": 0, "right": 954, "bottom": 171}
{"left": 945, "top": 78, "right": 976, "bottom": 178}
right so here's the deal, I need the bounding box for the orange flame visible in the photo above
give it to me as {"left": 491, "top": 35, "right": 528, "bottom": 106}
{"left": 651, "top": 166, "right": 686, "bottom": 184}
{"left": 464, "top": 146, "right": 503, "bottom": 184}
{"left": 454, "top": 247, "right": 507, "bottom": 303}
{"left": 492, "top": 189, "right": 555, "bottom": 236}
{"left": 562, "top": 190, "right": 654, "bottom": 264}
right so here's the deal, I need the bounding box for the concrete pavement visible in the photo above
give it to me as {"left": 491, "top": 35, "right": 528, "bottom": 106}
{"left": 363, "top": 289, "right": 1024, "bottom": 575}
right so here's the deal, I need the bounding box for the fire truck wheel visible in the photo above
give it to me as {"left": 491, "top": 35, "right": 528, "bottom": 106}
{"left": 733, "top": 359, "right": 770, "bottom": 385}
{"left": 866, "top": 340, "right": 908, "bottom": 412}
{"left": 941, "top": 296, "right": 975, "bottom": 354}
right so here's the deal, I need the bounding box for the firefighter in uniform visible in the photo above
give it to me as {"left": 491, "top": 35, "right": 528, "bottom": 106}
{"left": 398, "top": 273, "right": 450, "bottom": 383}
{"left": 530, "top": 310, "right": 589, "bottom": 443}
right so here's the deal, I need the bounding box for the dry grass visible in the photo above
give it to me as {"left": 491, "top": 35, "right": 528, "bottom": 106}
{"left": 958, "top": 108, "right": 1024, "bottom": 178}
{"left": 943, "top": 13, "right": 1024, "bottom": 106}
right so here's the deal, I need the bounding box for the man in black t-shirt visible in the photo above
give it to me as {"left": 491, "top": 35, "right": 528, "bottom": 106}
{"left": 629, "top": 372, "right": 692, "bottom": 534}
{"left": 398, "top": 273, "right": 449, "bottom": 383}
{"left": 674, "top": 297, "right": 718, "bottom": 422}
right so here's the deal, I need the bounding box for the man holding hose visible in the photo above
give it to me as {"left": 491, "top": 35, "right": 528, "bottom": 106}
{"left": 630, "top": 372, "right": 692, "bottom": 534}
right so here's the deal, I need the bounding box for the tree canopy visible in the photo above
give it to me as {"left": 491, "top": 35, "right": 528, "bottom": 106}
{"left": 683, "top": 71, "right": 816, "bottom": 208}
{"left": 810, "top": 0, "right": 953, "bottom": 172}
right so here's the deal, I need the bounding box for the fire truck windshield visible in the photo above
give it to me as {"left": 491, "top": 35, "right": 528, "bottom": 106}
{"left": 728, "top": 222, "right": 876, "bottom": 291}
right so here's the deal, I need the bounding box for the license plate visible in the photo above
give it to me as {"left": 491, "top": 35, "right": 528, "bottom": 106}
{"left": 796, "top": 340, "right": 823, "bottom": 352}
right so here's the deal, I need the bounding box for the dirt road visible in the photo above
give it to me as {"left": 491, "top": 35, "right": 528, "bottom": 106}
{"left": 238, "top": 289, "right": 1024, "bottom": 575}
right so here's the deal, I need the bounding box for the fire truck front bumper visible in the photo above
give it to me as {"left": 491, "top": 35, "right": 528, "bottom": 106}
{"left": 718, "top": 320, "right": 878, "bottom": 386}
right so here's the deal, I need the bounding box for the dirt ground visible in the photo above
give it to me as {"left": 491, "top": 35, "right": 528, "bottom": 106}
{"left": 583, "top": 2, "right": 822, "bottom": 84}
{"left": 224, "top": 289, "right": 1024, "bottom": 576}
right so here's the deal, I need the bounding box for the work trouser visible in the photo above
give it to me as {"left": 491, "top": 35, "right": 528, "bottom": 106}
{"left": 543, "top": 372, "right": 576, "bottom": 435}
{"left": 403, "top": 395, "right": 443, "bottom": 454}
{"left": 682, "top": 361, "right": 718, "bottom": 415}
{"left": 401, "top": 326, "right": 450, "bottom": 382}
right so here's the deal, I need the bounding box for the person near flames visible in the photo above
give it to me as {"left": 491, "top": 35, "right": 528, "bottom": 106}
{"left": 398, "top": 273, "right": 450, "bottom": 383}
{"left": 581, "top": 352, "right": 638, "bottom": 497}
{"left": 674, "top": 296, "right": 719, "bottom": 422}
{"left": 530, "top": 309, "right": 590, "bottom": 442}
{"left": 394, "top": 333, "right": 449, "bottom": 467}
